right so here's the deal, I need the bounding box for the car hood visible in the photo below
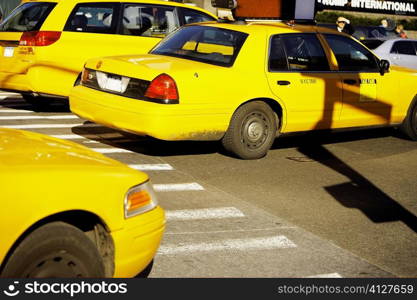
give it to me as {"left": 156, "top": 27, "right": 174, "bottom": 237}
{"left": 0, "top": 128, "right": 128, "bottom": 169}
{"left": 85, "top": 54, "right": 219, "bottom": 81}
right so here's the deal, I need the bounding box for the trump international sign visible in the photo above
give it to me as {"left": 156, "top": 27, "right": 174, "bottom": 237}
{"left": 317, "top": 0, "right": 417, "bottom": 16}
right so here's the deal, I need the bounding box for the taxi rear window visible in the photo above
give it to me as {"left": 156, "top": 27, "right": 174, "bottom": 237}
{"left": 0, "top": 2, "right": 56, "bottom": 32}
{"left": 151, "top": 25, "right": 248, "bottom": 67}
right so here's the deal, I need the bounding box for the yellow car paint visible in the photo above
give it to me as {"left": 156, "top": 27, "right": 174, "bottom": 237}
{"left": 0, "top": 128, "right": 165, "bottom": 277}
{"left": 70, "top": 22, "right": 417, "bottom": 147}
{"left": 0, "top": 0, "right": 217, "bottom": 97}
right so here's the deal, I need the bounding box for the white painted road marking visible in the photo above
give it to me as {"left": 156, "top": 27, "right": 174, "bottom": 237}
{"left": 129, "top": 164, "right": 174, "bottom": 171}
{"left": 166, "top": 207, "right": 245, "bottom": 221}
{"left": 0, "top": 109, "right": 31, "bottom": 113}
{"left": 1, "top": 123, "right": 101, "bottom": 129}
{"left": 158, "top": 235, "right": 297, "bottom": 255}
{"left": 153, "top": 183, "right": 204, "bottom": 192}
{"left": 0, "top": 115, "right": 78, "bottom": 120}
{"left": 52, "top": 133, "right": 123, "bottom": 140}
{"left": 306, "top": 273, "right": 342, "bottom": 278}
{"left": 91, "top": 148, "right": 134, "bottom": 154}
{"left": 52, "top": 134, "right": 85, "bottom": 139}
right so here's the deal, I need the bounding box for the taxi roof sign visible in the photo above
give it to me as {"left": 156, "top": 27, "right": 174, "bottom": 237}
{"left": 211, "top": 0, "right": 317, "bottom": 21}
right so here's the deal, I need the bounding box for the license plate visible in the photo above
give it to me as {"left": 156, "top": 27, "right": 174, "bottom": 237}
{"left": 105, "top": 76, "right": 122, "bottom": 92}
{"left": 3, "top": 47, "right": 15, "bottom": 57}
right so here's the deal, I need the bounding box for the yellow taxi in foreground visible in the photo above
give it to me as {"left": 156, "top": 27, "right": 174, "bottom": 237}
{"left": 0, "top": 128, "right": 165, "bottom": 277}
{"left": 0, "top": 0, "right": 216, "bottom": 105}
{"left": 70, "top": 22, "right": 417, "bottom": 159}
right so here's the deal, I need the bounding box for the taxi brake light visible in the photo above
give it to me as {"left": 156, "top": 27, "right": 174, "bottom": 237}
{"left": 19, "top": 31, "right": 62, "bottom": 47}
{"left": 145, "top": 74, "right": 179, "bottom": 102}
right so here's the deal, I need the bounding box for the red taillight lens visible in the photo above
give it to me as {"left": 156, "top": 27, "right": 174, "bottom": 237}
{"left": 19, "top": 31, "right": 61, "bottom": 47}
{"left": 145, "top": 74, "right": 179, "bottom": 103}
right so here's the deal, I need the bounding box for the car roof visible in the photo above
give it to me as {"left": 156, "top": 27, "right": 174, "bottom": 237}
{"left": 195, "top": 21, "right": 349, "bottom": 36}
{"left": 21, "top": 0, "right": 217, "bottom": 17}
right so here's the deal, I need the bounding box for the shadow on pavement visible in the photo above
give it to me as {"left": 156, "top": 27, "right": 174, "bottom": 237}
{"left": 298, "top": 144, "right": 417, "bottom": 234}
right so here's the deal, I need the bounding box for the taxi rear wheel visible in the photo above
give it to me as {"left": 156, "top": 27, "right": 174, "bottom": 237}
{"left": 401, "top": 100, "right": 417, "bottom": 141}
{"left": 21, "top": 94, "right": 49, "bottom": 109}
{"left": 1, "top": 222, "right": 105, "bottom": 278}
{"left": 222, "top": 101, "right": 278, "bottom": 160}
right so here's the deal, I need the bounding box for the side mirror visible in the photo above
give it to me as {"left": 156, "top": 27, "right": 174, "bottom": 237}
{"left": 379, "top": 59, "right": 390, "bottom": 75}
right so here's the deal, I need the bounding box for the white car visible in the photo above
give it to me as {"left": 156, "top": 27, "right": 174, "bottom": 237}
{"left": 363, "top": 38, "right": 417, "bottom": 70}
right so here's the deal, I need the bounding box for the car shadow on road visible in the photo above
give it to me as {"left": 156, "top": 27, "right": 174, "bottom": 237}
{"left": 297, "top": 143, "right": 417, "bottom": 234}
{"left": 0, "top": 97, "right": 70, "bottom": 113}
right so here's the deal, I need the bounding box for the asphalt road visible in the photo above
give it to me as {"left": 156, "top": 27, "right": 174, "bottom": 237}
{"left": 1, "top": 95, "right": 416, "bottom": 278}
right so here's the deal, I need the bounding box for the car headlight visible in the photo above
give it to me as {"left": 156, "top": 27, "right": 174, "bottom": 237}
{"left": 124, "top": 181, "right": 158, "bottom": 218}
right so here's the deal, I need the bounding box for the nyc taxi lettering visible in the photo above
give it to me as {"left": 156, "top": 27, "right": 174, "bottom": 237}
{"left": 300, "top": 79, "right": 317, "bottom": 84}
{"left": 359, "top": 79, "right": 377, "bottom": 84}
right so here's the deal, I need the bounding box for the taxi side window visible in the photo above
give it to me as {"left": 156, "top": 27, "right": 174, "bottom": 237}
{"left": 180, "top": 7, "right": 215, "bottom": 25}
{"left": 121, "top": 4, "right": 179, "bottom": 37}
{"left": 64, "top": 3, "right": 118, "bottom": 34}
{"left": 390, "top": 41, "right": 416, "bottom": 56}
{"left": 269, "top": 34, "right": 330, "bottom": 72}
{"left": 324, "top": 34, "right": 379, "bottom": 72}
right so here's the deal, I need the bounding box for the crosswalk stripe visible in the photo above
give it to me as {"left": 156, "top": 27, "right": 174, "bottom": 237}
{"left": 166, "top": 207, "right": 245, "bottom": 221}
{"left": 129, "top": 164, "right": 174, "bottom": 171}
{"left": 158, "top": 235, "right": 297, "bottom": 255}
{"left": 0, "top": 109, "right": 31, "bottom": 113}
{"left": 0, "top": 115, "right": 78, "bottom": 120}
{"left": 1, "top": 123, "right": 101, "bottom": 129}
{"left": 153, "top": 183, "right": 204, "bottom": 192}
{"left": 90, "top": 148, "right": 133, "bottom": 154}
{"left": 306, "top": 273, "right": 342, "bottom": 278}
{"left": 51, "top": 133, "right": 123, "bottom": 140}
{"left": 51, "top": 134, "right": 86, "bottom": 139}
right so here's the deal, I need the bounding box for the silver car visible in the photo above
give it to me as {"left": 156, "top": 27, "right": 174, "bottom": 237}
{"left": 363, "top": 38, "right": 417, "bottom": 70}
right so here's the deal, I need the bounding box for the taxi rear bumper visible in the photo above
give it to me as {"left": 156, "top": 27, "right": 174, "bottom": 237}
{"left": 70, "top": 85, "right": 230, "bottom": 141}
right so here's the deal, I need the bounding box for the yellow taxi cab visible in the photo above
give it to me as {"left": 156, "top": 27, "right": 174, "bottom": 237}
{"left": 0, "top": 0, "right": 216, "bottom": 105}
{"left": 70, "top": 22, "right": 417, "bottom": 159}
{"left": 0, "top": 128, "right": 165, "bottom": 277}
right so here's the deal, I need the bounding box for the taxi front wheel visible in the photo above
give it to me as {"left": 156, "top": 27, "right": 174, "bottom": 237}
{"left": 401, "top": 100, "right": 417, "bottom": 141}
{"left": 1, "top": 222, "right": 105, "bottom": 278}
{"left": 222, "top": 101, "right": 278, "bottom": 160}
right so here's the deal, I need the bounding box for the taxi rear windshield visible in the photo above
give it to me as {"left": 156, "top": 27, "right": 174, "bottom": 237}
{"left": 151, "top": 26, "right": 248, "bottom": 67}
{"left": 0, "top": 2, "right": 56, "bottom": 32}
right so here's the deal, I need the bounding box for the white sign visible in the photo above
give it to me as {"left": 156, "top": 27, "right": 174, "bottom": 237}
{"left": 317, "top": 0, "right": 416, "bottom": 14}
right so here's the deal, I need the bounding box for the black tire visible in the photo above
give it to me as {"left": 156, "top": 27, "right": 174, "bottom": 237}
{"left": 222, "top": 101, "right": 278, "bottom": 160}
{"left": 135, "top": 260, "right": 154, "bottom": 278}
{"left": 21, "top": 94, "right": 49, "bottom": 109}
{"left": 1, "top": 222, "right": 105, "bottom": 278}
{"left": 401, "top": 99, "right": 417, "bottom": 141}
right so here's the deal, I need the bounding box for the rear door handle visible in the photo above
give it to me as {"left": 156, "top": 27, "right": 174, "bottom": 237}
{"left": 343, "top": 79, "right": 357, "bottom": 85}
{"left": 277, "top": 81, "right": 291, "bottom": 86}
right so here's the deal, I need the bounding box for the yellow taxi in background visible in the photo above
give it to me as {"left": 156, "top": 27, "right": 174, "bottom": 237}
{"left": 0, "top": 0, "right": 216, "bottom": 105}
{"left": 0, "top": 128, "right": 165, "bottom": 277}
{"left": 70, "top": 22, "right": 417, "bottom": 160}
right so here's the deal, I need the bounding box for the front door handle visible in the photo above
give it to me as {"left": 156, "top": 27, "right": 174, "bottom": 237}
{"left": 343, "top": 79, "right": 357, "bottom": 85}
{"left": 277, "top": 80, "right": 291, "bottom": 86}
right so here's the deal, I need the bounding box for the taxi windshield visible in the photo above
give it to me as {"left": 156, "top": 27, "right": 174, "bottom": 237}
{"left": 151, "top": 25, "right": 248, "bottom": 67}
{"left": 0, "top": 2, "right": 56, "bottom": 32}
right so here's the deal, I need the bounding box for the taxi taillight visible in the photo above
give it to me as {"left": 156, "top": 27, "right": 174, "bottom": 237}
{"left": 145, "top": 74, "right": 179, "bottom": 103}
{"left": 19, "top": 31, "right": 61, "bottom": 47}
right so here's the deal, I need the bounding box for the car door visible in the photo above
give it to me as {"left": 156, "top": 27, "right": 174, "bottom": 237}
{"left": 266, "top": 33, "right": 343, "bottom": 132}
{"left": 323, "top": 34, "right": 399, "bottom": 127}
{"left": 389, "top": 40, "right": 417, "bottom": 70}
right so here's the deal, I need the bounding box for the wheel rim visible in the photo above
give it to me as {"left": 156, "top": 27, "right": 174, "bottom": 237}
{"left": 23, "top": 251, "right": 88, "bottom": 278}
{"left": 241, "top": 111, "right": 270, "bottom": 150}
